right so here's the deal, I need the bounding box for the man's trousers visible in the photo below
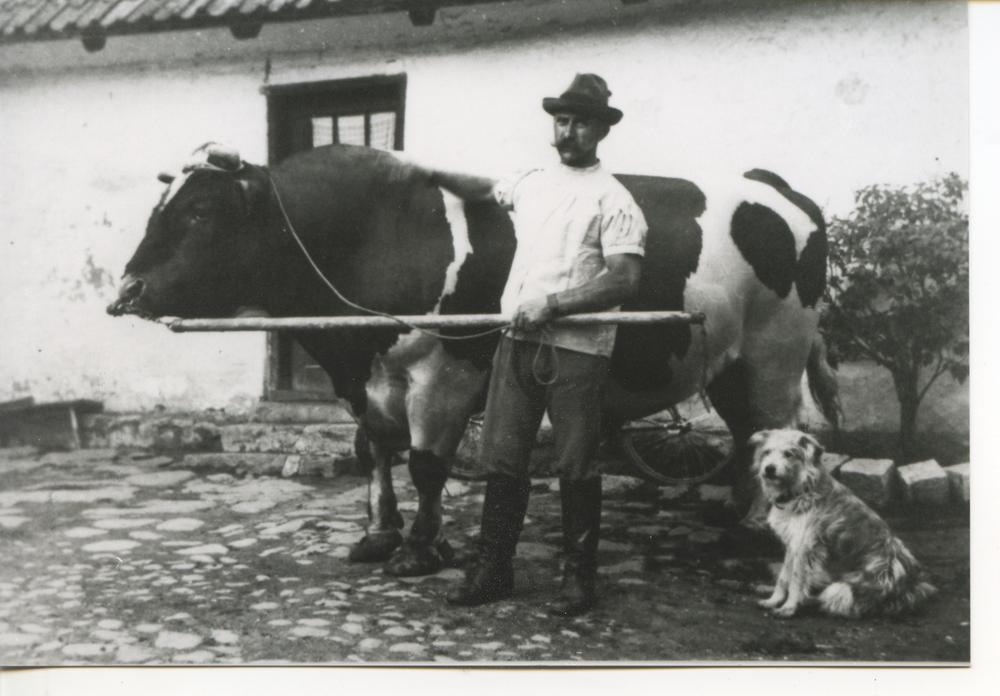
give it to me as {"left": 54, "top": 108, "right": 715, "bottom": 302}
{"left": 478, "top": 336, "right": 608, "bottom": 482}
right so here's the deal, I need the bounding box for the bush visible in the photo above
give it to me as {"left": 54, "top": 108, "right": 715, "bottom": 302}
{"left": 821, "top": 173, "right": 968, "bottom": 463}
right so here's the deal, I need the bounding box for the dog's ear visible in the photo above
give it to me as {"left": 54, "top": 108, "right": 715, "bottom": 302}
{"left": 747, "top": 430, "right": 770, "bottom": 476}
{"left": 798, "top": 433, "right": 825, "bottom": 468}
{"left": 748, "top": 430, "right": 769, "bottom": 476}
{"left": 748, "top": 430, "right": 769, "bottom": 450}
{"left": 796, "top": 433, "right": 826, "bottom": 494}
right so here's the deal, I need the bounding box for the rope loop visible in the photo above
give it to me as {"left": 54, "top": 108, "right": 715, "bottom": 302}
{"left": 530, "top": 328, "right": 560, "bottom": 386}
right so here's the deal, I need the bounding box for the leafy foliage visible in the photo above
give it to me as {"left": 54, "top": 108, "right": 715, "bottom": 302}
{"left": 821, "top": 173, "right": 968, "bottom": 461}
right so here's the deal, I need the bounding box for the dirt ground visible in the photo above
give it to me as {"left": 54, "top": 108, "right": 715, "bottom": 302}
{"left": 0, "top": 447, "right": 970, "bottom": 665}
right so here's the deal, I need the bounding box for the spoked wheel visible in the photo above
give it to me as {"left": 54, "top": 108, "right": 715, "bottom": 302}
{"left": 450, "top": 408, "right": 733, "bottom": 485}
{"left": 620, "top": 407, "right": 732, "bottom": 485}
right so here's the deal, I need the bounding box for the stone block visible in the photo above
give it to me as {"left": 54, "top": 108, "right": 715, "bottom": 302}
{"left": 282, "top": 454, "right": 341, "bottom": 478}
{"left": 838, "top": 458, "right": 896, "bottom": 508}
{"left": 821, "top": 452, "right": 851, "bottom": 476}
{"left": 281, "top": 455, "right": 302, "bottom": 477}
{"left": 296, "top": 424, "right": 357, "bottom": 455}
{"left": 220, "top": 423, "right": 301, "bottom": 453}
{"left": 944, "top": 463, "right": 970, "bottom": 504}
{"left": 696, "top": 484, "right": 731, "bottom": 502}
{"left": 180, "top": 453, "right": 287, "bottom": 477}
{"left": 127, "top": 455, "right": 177, "bottom": 468}
{"left": 602, "top": 475, "right": 651, "bottom": 497}
{"left": 221, "top": 423, "right": 355, "bottom": 456}
{"left": 658, "top": 485, "right": 689, "bottom": 501}
{"left": 897, "top": 459, "right": 949, "bottom": 506}
{"left": 82, "top": 415, "right": 222, "bottom": 452}
{"left": 251, "top": 402, "right": 355, "bottom": 424}
{"left": 39, "top": 449, "right": 118, "bottom": 466}
{"left": 0, "top": 446, "right": 38, "bottom": 461}
{"left": 138, "top": 418, "right": 194, "bottom": 450}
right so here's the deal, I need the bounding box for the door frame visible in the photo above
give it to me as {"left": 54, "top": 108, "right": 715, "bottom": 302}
{"left": 261, "top": 74, "right": 407, "bottom": 401}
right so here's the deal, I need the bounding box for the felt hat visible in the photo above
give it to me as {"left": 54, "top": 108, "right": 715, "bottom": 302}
{"left": 542, "top": 73, "right": 623, "bottom": 125}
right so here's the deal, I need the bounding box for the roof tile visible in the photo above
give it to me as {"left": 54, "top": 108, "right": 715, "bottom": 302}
{"left": 49, "top": 0, "right": 96, "bottom": 32}
{"left": 179, "top": 0, "right": 213, "bottom": 20}
{"left": 74, "top": 0, "right": 120, "bottom": 28}
{"left": 0, "top": 0, "right": 496, "bottom": 43}
{"left": 98, "top": 0, "right": 145, "bottom": 27}
{"left": 206, "top": 0, "right": 242, "bottom": 20}
{"left": 125, "top": 0, "right": 172, "bottom": 24}
{"left": 23, "top": 0, "right": 69, "bottom": 34}
{"left": 152, "top": 0, "right": 199, "bottom": 22}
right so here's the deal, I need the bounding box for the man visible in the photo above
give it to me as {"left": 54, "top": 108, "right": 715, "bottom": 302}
{"left": 412, "top": 74, "right": 647, "bottom": 616}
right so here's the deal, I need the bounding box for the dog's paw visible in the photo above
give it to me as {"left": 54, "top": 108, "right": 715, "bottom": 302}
{"left": 758, "top": 597, "right": 783, "bottom": 609}
{"left": 772, "top": 604, "right": 798, "bottom": 618}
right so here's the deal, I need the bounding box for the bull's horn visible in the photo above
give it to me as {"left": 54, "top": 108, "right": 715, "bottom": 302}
{"left": 206, "top": 145, "right": 241, "bottom": 171}
{"left": 158, "top": 172, "right": 176, "bottom": 184}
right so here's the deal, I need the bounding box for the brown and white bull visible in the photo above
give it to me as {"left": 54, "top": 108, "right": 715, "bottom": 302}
{"left": 109, "top": 143, "right": 839, "bottom": 577}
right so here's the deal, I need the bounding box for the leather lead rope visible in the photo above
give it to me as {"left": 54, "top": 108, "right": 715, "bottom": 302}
{"left": 531, "top": 327, "right": 560, "bottom": 386}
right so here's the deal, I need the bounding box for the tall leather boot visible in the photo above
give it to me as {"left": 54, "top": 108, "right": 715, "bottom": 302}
{"left": 447, "top": 473, "right": 530, "bottom": 606}
{"left": 549, "top": 477, "right": 602, "bottom": 617}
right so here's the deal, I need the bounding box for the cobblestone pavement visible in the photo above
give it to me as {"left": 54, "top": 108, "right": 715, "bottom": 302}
{"left": 0, "top": 447, "right": 970, "bottom": 665}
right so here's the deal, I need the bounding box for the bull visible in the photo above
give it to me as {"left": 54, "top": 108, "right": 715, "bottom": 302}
{"left": 109, "top": 143, "right": 840, "bottom": 577}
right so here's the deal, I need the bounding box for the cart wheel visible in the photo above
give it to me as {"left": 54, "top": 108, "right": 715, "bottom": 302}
{"left": 621, "top": 424, "right": 731, "bottom": 485}
{"left": 450, "top": 415, "right": 488, "bottom": 481}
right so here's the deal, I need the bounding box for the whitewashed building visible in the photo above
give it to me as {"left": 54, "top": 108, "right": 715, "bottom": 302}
{"left": 0, "top": 0, "right": 969, "bottom": 454}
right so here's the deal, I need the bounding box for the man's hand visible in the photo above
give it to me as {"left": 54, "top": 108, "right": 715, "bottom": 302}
{"left": 512, "top": 297, "right": 555, "bottom": 332}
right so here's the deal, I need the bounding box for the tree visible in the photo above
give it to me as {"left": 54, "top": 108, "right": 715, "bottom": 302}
{"left": 821, "top": 173, "right": 969, "bottom": 464}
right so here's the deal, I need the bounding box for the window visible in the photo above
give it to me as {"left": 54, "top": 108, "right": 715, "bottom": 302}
{"left": 263, "top": 75, "right": 406, "bottom": 401}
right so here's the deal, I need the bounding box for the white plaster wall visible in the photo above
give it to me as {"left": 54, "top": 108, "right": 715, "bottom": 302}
{"left": 0, "top": 68, "right": 270, "bottom": 412}
{"left": 0, "top": 0, "right": 969, "bottom": 415}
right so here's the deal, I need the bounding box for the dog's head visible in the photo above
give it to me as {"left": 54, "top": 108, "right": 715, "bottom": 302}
{"left": 749, "top": 429, "right": 825, "bottom": 504}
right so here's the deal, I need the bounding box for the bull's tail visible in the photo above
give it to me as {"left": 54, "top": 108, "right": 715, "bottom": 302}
{"left": 806, "top": 333, "right": 842, "bottom": 430}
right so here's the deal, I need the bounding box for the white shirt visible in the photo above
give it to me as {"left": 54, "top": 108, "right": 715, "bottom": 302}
{"left": 494, "top": 162, "right": 647, "bottom": 356}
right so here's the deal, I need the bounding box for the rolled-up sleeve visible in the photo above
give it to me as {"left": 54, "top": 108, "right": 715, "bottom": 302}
{"left": 601, "top": 195, "right": 647, "bottom": 258}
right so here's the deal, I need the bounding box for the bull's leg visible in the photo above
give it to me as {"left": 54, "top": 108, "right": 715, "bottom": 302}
{"left": 383, "top": 347, "right": 488, "bottom": 578}
{"left": 383, "top": 449, "right": 454, "bottom": 577}
{"left": 710, "top": 318, "right": 815, "bottom": 527}
{"left": 706, "top": 358, "right": 762, "bottom": 523}
{"left": 349, "top": 426, "right": 405, "bottom": 563}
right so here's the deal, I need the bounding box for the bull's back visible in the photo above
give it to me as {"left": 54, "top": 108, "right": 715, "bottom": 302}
{"left": 607, "top": 171, "right": 826, "bottom": 397}
{"left": 274, "top": 146, "right": 459, "bottom": 315}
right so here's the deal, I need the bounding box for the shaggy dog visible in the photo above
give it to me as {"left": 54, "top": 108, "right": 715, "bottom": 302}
{"left": 750, "top": 429, "right": 936, "bottom": 618}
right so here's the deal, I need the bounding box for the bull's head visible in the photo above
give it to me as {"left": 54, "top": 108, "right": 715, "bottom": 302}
{"left": 108, "top": 143, "right": 269, "bottom": 320}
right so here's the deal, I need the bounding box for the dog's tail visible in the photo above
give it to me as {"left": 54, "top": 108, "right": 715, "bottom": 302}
{"left": 806, "top": 333, "right": 842, "bottom": 430}
{"left": 820, "top": 538, "right": 937, "bottom": 617}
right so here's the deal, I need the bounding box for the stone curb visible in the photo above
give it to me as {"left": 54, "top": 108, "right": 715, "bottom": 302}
{"left": 833, "top": 456, "right": 968, "bottom": 510}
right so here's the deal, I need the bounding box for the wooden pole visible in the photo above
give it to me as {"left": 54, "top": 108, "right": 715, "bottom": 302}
{"left": 168, "top": 311, "right": 705, "bottom": 333}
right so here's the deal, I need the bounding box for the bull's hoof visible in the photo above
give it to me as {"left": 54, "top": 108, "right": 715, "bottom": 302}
{"left": 384, "top": 540, "right": 448, "bottom": 577}
{"left": 348, "top": 530, "right": 403, "bottom": 564}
